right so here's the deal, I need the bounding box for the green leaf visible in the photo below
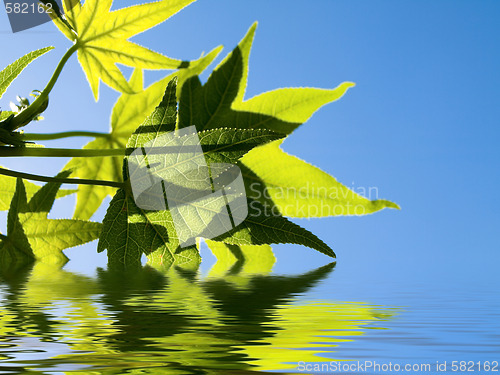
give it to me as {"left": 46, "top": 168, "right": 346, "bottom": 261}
{"left": 66, "top": 47, "right": 222, "bottom": 220}
{"left": 0, "top": 47, "right": 54, "bottom": 101}
{"left": 178, "top": 23, "right": 353, "bottom": 134}
{"left": 0, "top": 175, "right": 101, "bottom": 265}
{"left": 98, "top": 188, "right": 201, "bottom": 269}
{"left": 1, "top": 178, "right": 32, "bottom": 264}
{"left": 99, "top": 78, "right": 286, "bottom": 267}
{"left": 128, "top": 126, "right": 284, "bottom": 167}
{"left": 240, "top": 140, "right": 400, "bottom": 217}
{"left": 96, "top": 188, "right": 145, "bottom": 268}
{"left": 212, "top": 199, "right": 335, "bottom": 258}
{"left": 49, "top": 0, "right": 198, "bottom": 100}
{"left": 98, "top": 78, "right": 196, "bottom": 268}
{"left": 0, "top": 168, "right": 75, "bottom": 211}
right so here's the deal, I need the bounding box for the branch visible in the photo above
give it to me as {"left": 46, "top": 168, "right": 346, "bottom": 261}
{"left": 22, "top": 131, "right": 111, "bottom": 141}
{"left": 0, "top": 167, "right": 124, "bottom": 189}
{"left": 0, "top": 146, "right": 126, "bottom": 158}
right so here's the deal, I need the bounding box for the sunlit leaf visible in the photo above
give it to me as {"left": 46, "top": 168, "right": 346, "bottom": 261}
{"left": 241, "top": 140, "right": 400, "bottom": 217}
{"left": 213, "top": 198, "right": 335, "bottom": 258}
{"left": 0, "top": 168, "right": 75, "bottom": 211}
{"left": 0, "top": 175, "right": 101, "bottom": 265}
{"left": 177, "top": 24, "right": 396, "bottom": 223}
{"left": 99, "top": 79, "right": 290, "bottom": 267}
{"left": 178, "top": 23, "right": 353, "bottom": 134}
{"left": 49, "top": 0, "right": 198, "bottom": 99}
{"left": 0, "top": 47, "right": 53, "bottom": 101}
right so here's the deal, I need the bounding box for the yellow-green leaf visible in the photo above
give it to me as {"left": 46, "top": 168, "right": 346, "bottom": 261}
{"left": 178, "top": 23, "right": 354, "bottom": 134}
{"left": 0, "top": 176, "right": 100, "bottom": 265}
{"left": 241, "top": 140, "right": 400, "bottom": 218}
{"left": 0, "top": 168, "right": 75, "bottom": 211}
{"left": 0, "top": 47, "right": 53, "bottom": 101}
{"left": 51, "top": 0, "right": 197, "bottom": 99}
{"left": 233, "top": 83, "right": 355, "bottom": 124}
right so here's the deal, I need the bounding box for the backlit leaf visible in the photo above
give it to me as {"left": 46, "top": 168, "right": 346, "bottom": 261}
{"left": 178, "top": 23, "right": 354, "bottom": 134}
{"left": 178, "top": 24, "right": 396, "bottom": 223}
{"left": 0, "top": 169, "right": 75, "bottom": 211}
{"left": 240, "top": 140, "right": 400, "bottom": 217}
{"left": 49, "top": 0, "right": 198, "bottom": 99}
{"left": 99, "top": 79, "right": 302, "bottom": 268}
{"left": 0, "top": 175, "right": 101, "bottom": 265}
{"left": 0, "top": 47, "right": 53, "bottom": 101}
{"left": 212, "top": 199, "right": 335, "bottom": 258}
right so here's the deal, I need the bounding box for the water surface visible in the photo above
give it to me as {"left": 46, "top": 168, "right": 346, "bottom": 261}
{"left": 0, "top": 253, "right": 498, "bottom": 374}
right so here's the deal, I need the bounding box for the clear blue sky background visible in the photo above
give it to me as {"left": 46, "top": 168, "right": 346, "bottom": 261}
{"left": 0, "top": 0, "right": 499, "bottom": 296}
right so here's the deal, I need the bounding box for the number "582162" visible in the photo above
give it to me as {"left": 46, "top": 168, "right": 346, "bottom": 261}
{"left": 5, "top": 2, "right": 53, "bottom": 14}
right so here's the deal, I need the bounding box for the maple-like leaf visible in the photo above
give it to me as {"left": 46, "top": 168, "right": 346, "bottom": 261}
{"left": 98, "top": 78, "right": 305, "bottom": 268}
{"left": 65, "top": 47, "right": 222, "bottom": 220}
{"left": 0, "top": 174, "right": 101, "bottom": 265}
{"left": 177, "top": 23, "right": 397, "bottom": 220}
{"left": 48, "top": 0, "right": 197, "bottom": 99}
{"left": 98, "top": 188, "right": 202, "bottom": 270}
{"left": 211, "top": 198, "right": 334, "bottom": 258}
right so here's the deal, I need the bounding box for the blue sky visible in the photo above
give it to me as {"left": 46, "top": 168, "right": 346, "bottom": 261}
{"left": 0, "top": 0, "right": 499, "bottom": 292}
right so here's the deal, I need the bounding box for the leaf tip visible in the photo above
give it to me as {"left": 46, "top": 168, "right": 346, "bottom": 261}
{"left": 213, "top": 45, "right": 224, "bottom": 55}
{"left": 128, "top": 69, "right": 144, "bottom": 92}
{"left": 325, "top": 245, "right": 336, "bottom": 259}
{"left": 91, "top": 86, "right": 100, "bottom": 102}
{"left": 374, "top": 199, "right": 401, "bottom": 211}
{"left": 248, "top": 22, "right": 258, "bottom": 38}
{"left": 387, "top": 201, "right": 401, "bottom": 210}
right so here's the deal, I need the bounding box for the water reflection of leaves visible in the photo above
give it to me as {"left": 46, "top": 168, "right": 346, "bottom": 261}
{"left": 205, "top": 240, "right": 276, "bottom": 287}
{"left": 0, "top": 257, "right": 395, "bottom": 374}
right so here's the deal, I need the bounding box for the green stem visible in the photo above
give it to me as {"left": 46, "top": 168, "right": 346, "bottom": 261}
{"left": 0, "top": 167, "right": 124, "bottom": 189}
{"left": 8, "top": 44, "right": 79, "bottom": 130}
{"left": 0, "top": 146, "right": 126, "bottom": 158}
{"left": 23, "top": 131, "right": 111, "bottom": 141}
